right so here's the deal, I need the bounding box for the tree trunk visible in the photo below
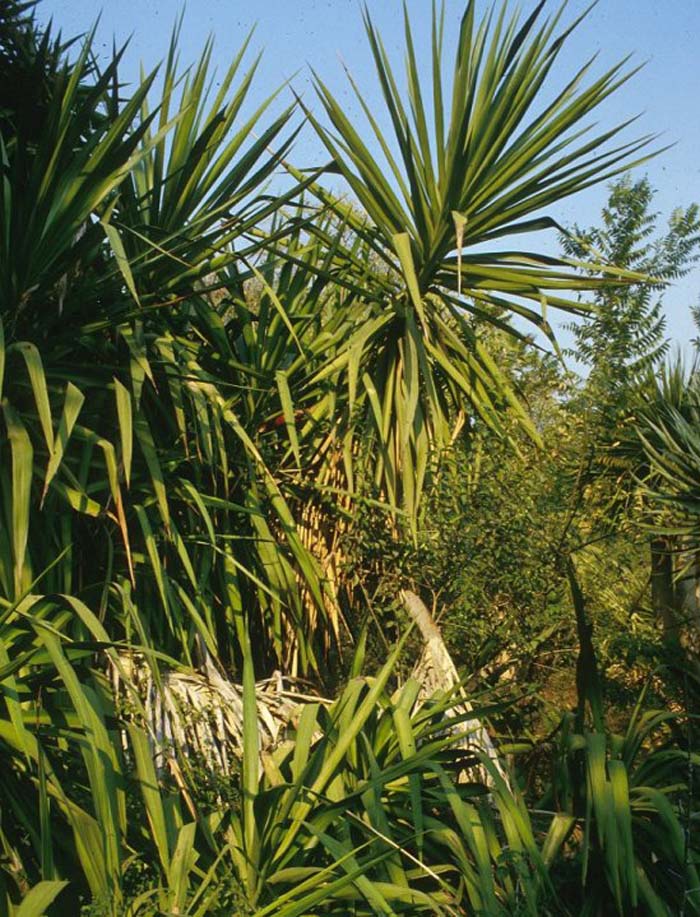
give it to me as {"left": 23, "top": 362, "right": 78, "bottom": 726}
{"left": 651, "top": 537, "right": 679, "bottom": 642}
{"left": 669, "top": 545, "right": 700, "bottom": 657}
{"left": 402, "top": 589, "right": 507, "bottom": 784}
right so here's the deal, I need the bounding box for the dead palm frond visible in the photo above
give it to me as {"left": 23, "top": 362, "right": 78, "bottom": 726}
{"left": 111, "top": 651, "right": 328, "bottom": 776}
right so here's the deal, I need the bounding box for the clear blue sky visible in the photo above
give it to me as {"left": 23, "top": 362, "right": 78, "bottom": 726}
{"left": 37, "top": 0, "right": 700, "bottom": 359}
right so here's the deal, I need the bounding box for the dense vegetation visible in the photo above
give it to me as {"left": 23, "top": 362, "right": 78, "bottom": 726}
{"left": 1, "top": 1, "right": 699, "bottom": 913}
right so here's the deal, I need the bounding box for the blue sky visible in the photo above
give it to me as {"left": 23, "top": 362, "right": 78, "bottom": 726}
{"left": 37, "top": 0, "right": 700, "bottom": 359}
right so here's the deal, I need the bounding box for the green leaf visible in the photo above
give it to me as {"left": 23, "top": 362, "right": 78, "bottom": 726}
{"left": 42, "top": 382, "right": 85, "bottom": 502}
{"left": 114, "top": 377, "right": 133, "bottom": 487}
{"left": 1, "top": 400, "right": 33, "bottom": 596}
{"left": 15, "top": 880, "right": 69, "bottom": 917}
{"left": 103, "top": 220, "right": 141, "bottom": 306}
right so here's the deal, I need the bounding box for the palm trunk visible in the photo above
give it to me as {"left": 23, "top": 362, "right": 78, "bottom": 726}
{"left": 402, "top": 589, "right": 507, "bottom": 784}
{"left": 651, "top": 537, "right": 679, "bottom": 642}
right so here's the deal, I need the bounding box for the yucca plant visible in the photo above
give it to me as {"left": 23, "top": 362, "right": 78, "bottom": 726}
{"left": 633, "top": 364, "right": 700, "bottom": 538}
{"left": 0, "top": 0, "right": 662, "bottom": 672}
{"left": 292, "top": 0, "right": 657, "bottom": 523}
{"left": 542, "top": 688, "right": 700, "bottom": 916}
{"left": 0, "top": 604, "right": 544, "bottom": 915}
{"left": 600, "top": 360, "right": 700, "bottom": 640}
{"left": 2, "top": 1, "right": 693, "bottom": 914}
{"left": 216, "top": 628, "right": 552, "bottom": 917}
{"left": 0, "top": 588, "right": 131, "bottom": 914}
{"left": 0, "top": 9, "right": 332, "bottom": 678}
{"left": 534, "top": 565, "right": 700, "bottom": 916}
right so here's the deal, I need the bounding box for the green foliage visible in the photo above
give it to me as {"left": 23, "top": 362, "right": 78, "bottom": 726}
{"left": 563, "top": 175, "right": 700, "bottom": 424}
{"left": 299, "top": 0, "right": 657, "bottom": 523}
{"left": 0, "top": 0, "right": 66, "bottom": 143}
{"left": 632, "top": 363, "right": 700, "bottom": 541}
{"left": 0, "top": 6, "right": 332, "bottom": 677}
{"left": 342, "top": 342, "right": 575, "bottom": 674}
{"left": 0, "top": 0, "right": 698, "bottom": 914}
{"left": 223, "top": 637, "right": 548, "bottom": 916}
{"left": 536, "top": 566, "right": 700, "bottom": 916}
